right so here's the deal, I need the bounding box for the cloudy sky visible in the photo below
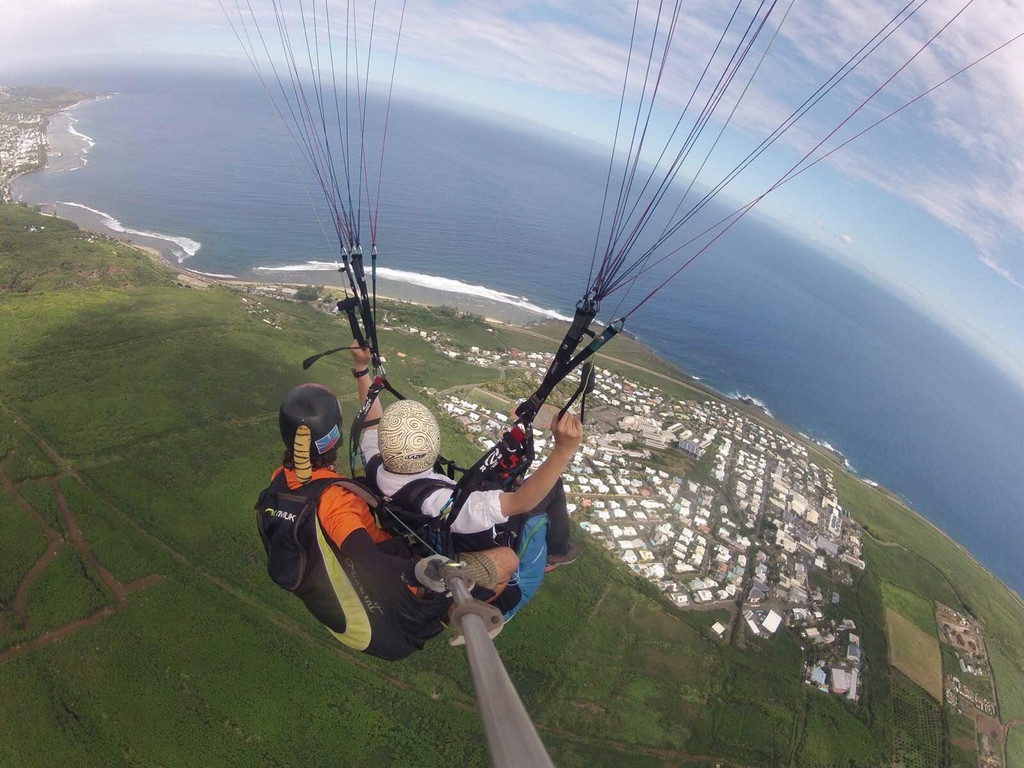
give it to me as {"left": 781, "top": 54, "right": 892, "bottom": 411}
{"left": 2, "top": 0, "right": 1022, "bottom": 384}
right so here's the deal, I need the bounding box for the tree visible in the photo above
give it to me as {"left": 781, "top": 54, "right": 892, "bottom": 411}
{"left": 294, "top": 284, "right": 322, "bottom": 302}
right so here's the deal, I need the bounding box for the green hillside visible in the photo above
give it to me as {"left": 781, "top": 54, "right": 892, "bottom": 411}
{"left": 2, "top": 202, "right": 1023, "bottom": 767}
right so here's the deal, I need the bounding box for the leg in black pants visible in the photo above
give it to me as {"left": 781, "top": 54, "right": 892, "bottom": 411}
{"left": 531, "top": 478, "right": 570, "bottom": 556}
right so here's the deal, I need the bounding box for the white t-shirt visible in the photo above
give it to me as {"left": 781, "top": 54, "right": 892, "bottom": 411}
{"left": 361, "top": 429, "right": 507, "bottom": 535}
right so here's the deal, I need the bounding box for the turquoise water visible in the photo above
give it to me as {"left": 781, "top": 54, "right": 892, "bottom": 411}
{"left": 13, "top": 69, "right": 1024, "bottom": 595}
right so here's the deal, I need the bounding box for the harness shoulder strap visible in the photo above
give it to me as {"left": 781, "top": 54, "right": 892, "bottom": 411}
{"left": 332, "top": 477, "right": 381, "bottom": 509}
{"left": 391, "top": 477, "right": 455, "bottom": 515}
{"left": 364, "top": 454, "right": 384, "bottom": 488}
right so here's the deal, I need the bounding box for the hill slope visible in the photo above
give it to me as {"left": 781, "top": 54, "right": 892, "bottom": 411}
{"left": 2, "top": 203, "right": 1023, "bottom": 767}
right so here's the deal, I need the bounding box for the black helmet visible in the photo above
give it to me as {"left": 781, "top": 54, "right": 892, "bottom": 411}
{"left": 279, "top": 383, "right": 343, "bottom": 456}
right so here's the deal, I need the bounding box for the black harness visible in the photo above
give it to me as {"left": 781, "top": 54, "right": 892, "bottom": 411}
{"left": 364, "top": 455, "right": 523, "bottom": 558}
{"left": 254, "top": 471, "right": 447, "bottom": 661}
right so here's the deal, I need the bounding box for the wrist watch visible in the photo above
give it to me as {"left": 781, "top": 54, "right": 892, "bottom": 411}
{"left": 352, "top": 367, "right": 370, "bottom": 378}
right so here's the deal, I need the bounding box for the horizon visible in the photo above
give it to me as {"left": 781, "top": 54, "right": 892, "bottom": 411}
{"left": 1, "top": 0, "right": 1023, "bottom": 392}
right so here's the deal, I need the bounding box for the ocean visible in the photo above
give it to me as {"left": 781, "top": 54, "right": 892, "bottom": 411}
{"left": 12, "top": 69, "right": 1024, "bottom": 595}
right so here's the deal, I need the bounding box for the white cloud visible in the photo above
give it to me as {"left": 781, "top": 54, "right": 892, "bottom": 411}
{"left": 979, "top": 255, "right": 1023, "bottom": 290}
{"left": 838, "top": 234, "right": 854, "bottom": 245}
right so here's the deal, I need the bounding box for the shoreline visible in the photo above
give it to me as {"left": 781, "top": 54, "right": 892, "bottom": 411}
{"left": 9, "top": 93, "right": 1022, "bottom": 602}
{"left": 29, "top": 194, "right": 1024, "bottom": 603}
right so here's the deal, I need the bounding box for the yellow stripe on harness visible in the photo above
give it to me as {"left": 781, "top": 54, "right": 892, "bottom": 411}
{"left": 314, "top": 522, "right": 372, "bottom": 651}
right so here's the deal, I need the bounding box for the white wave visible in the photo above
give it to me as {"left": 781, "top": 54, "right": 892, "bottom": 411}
{"left": 254, "top": 261, "right": 572, "bottom": 320}
{"left": 67, "top": 118, "right": 96, "bottom": 151}
{"left": 729, "top": 391, "right": 774, "bottom": 418}
{"left": 186, "top": 269, "right": 238, "bottom": 279}
{"left": 56, "top": 201, "right": 202, "bottom": 261}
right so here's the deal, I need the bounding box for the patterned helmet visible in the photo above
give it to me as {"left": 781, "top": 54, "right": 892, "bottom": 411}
{"left": 377, "top": 400, "right": 441, "bottom": 474}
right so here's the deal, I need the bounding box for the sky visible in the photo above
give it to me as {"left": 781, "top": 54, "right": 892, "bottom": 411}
{"left": 1, "top": 0, "right": 1022, "bottom": 387}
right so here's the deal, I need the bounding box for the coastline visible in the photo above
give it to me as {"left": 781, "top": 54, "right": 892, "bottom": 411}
{"left": 9, "top": 93, "right": 1022, "bottom": 604}
{"left": 13, "top": 98, "right": 571, "bottom": 326}
{"left": 23, "top": 198, "right": 1023, "bottom": 604}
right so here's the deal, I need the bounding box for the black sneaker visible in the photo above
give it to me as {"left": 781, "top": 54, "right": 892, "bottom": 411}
{"left": 545, "top": 541, "right": 579, "bottom": 572}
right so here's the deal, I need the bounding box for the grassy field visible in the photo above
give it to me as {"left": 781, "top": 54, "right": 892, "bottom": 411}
{"left": 991, "top": 644, "right": 1024, "bottom": 722}
{"left": 0, "top": 486, "right": 47, "bottom": 607}
{"left": 886, "top": 609, "right": 942, "bottom": 702}
{"left": 1, "top": 202, "right": 1021, "bottom": 766}
{"left": 0, "top": 203, "right": 171, "bottom": 293}
{"left": 881, "top": 581, "right": 937, "bottom": 635}
{"left": 1007, "top": 724, "right": 1024, "bottom": 768}
{"left": 946, "top": 707, "right": 976, "bottom": 767}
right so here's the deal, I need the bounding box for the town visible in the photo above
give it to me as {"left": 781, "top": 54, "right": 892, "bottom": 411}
{"left": 384, "top": 316, "right": 872, "bottom": 703}
{"left": 0, "top": 105, "right": 46, "bottom": 201}
{"left": 0, "top": 86, "right": 88, "bottom": 202}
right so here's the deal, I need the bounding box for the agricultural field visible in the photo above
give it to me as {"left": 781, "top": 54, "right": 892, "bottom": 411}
{"left": 1007, "top": 725, "right": 1024, "bottom": 768}
{"left": 836, "top": 471, "right": 1024, "bottom": 725}
{"left": 891, "top": 671, "right": 946, "bottom": 768}
{"left": 886, "top": 609, "right": 942, "bottom": 702}
{"left": 946, "top": 708, "right": 976, "bottom": 768}
{"left": 882, "top": 582, "right": 937, "bottom": 635}
{"left": 991, "top": 644, "right": 1024, "bottom": 723}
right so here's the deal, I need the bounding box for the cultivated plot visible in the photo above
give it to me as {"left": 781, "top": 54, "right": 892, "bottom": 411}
{"left": 886, "top": 608, "right": 942, "bottom": 702}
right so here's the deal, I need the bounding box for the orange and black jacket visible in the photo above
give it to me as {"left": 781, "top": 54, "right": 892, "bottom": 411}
{"left": 256, "top": 467, "right": 447, "bottom": 661}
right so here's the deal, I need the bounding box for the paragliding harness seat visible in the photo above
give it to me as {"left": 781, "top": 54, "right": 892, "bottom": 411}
{"left": 362, "top": 450, "right": 550, "bottom": 621}
{"left": 254, "top": 472, "right": 448, "bottom": 661}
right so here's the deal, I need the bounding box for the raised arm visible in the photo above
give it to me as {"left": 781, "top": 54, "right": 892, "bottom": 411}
{"left": 499, "top": 412, "right": 582, "bottom": 517}
{"left": 349, "top": 342, "right": 383, "bottom": 422}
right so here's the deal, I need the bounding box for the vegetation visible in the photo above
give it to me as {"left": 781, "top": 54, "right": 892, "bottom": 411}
{"left": 293, "top": 284, "right": 323, "bottom": 301}
{"left": 891, "top": 671, "right": 945, "bottom": 768}
{"left": 940, "top": 643, "right": 991, "bottom": 699}
{"left": 836, "top": 470, "right": 1024, "bottom": 727}
{"left": 0, "top": 412, "right": 57, "bottom": 481}
{"left": 1006, "top": 724, "right": 1024, "bottom": 768}
{"left": 991, "top": 644, "right": 1024, "bottom": 722}
{"left": 0, "top": 203, "right": 171, "bottom": 293}
{"left": 0, "top": 488, "right": 46, "bottom": 606}
{"left": 886, "top": 609, "right": 942, "bottom": 702}
{"left": 946, "top": 708, "right": 976, "bottom": 767}
{"left": 881, "top": 581, "right": 937, "bottom": 635}
{"left": 1, "top": 203, "right": 1022, "bottom": 766}
{"left": 0, "top": 86, "right": 89, "bottom": 116}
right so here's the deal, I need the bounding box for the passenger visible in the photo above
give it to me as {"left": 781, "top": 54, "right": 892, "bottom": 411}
{"left": 256, "top": 380, "right": 516, "bottom": 660}
{"left": 350, "top": 343, "right": 583, "bottom": 613}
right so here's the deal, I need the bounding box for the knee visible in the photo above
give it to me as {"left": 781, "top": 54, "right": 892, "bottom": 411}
{"left": 492, "top": 546, "right": 519, "bottom": 581}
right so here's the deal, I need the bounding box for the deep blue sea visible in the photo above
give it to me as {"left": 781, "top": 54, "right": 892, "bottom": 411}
{"left": 13, "top": 70, "right": 1024, "bottom": 595}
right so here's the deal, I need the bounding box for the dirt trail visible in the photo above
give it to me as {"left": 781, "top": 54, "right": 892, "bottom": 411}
{"left": 0, "top": 606, "right": 116, "bottom": 663}
{"left": 10, "top": 541, "right": 63, "bottom": 628}
{"left": 0, "top": 416, "right": 162, "bottom": 655}
{"left": 52, "top": 478, "right": 127, "bottom": 607}
{"left": 0, "top": 464, "right": 63, "bottom": 629}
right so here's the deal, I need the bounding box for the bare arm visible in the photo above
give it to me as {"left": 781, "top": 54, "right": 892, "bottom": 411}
{"left": 499, "top": 412, "right": 582, "bottom": 517}
{"left": 349, "top": 342, "right": 383, "bottom": 422}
